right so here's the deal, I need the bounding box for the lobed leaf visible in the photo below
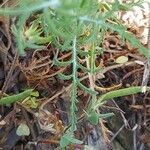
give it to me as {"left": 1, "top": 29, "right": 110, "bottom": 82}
{"left": 77, "top": 80, "right": 97, "bottom": 95}
{"left": 53, "top": 56, "right": 72, "bottom": 67}
{"left": 58, "top": 73, "right": 72, "bottom": 80}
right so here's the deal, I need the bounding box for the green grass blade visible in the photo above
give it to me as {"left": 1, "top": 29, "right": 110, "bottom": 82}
{"left": 0, "top": 89, "right": 33, "bottom": 105}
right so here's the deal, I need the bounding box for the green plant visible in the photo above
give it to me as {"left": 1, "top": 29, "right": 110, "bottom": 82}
{"left": 87, "top": 86, "right": 150, "bottom": 125}
{"left": 0, "top": 89, "right": 33, "bottom": 105}
{"left": 0, "top": 0, "right": 149, "bottom": 148}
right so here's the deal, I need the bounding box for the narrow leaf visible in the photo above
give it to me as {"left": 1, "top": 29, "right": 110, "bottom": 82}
{"left": 77, "top": 80, "right": 97, "bottom": 95}
{"left": 0, "top": 89, "right": 33, "bottom": 105}
{"left": 58, "top": 73, "right": 72, "bottom": 80}
{"left": 93, "top": 86, "right": 150, "bottom": 110}
{"left": 53, "top": 56, "right": 71, "bottom": 67}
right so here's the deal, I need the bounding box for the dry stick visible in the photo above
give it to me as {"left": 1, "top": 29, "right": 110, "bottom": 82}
{"left": 110, "top": 124, "right": 125, "bottom": 143}
{"left": 23, "top": 56, "right": 51, "bottom": 71}
{"left": 33, "top": 67, "right": 66, "bottom": 90}
{"left": 0, "top": 50, "right": 18, "bottom": 115}
{"left": 1, "top": 51, "right": 19, "bottom": 95}
{"left": 95, "top": 82, "right": 122, "bottom": 92}
{"left": 141, "top": 61, "right": 150, "bottom": 93}
{"left": 0, "top": 0, "right": 12, "bottom": 75}
{"left": 17, "top": 102, "right": 37, "bottom": 118}
{"left": 147, "top": 4, "right": 150, "bottom": 52}
{"left": 85, "top": 45, "right": 95, "bottom": 90}
{"left": 94, "top": 62, "right": 136, "bottom": 91}
{"left": 0, "top": 0, "right": 9, "bottom": 7}
{"left": 102, "top": 105, "right": 125, "bottom": 113}
{"left": 132, "top": 124, "right": 138, "bottom": 150}
{"left": 17, "top": 102, "right": 43, "bottom": 142}
{"left": 132, "top": 94, "right": 137, "bottom": 150}
{"left": 143, "top": 3, "right": 150, "bottom": 125}
{"left": 122, "top": 68, "right": 143, "bottom": 81}
{"left": 112, "top": 99, "right": 130, "bottom": 128}
{"left": 24, "top": 51, "right": 71, "bottom": 71}
{"left": 0, "top": 0, "right": 18, "bottom": 7}
{"left": 21, "top": 108, "right": 37, "bottom": 141}
{"left": 141, "top": 3, "right": 150, "bottom": 93}
{"left": 22, "top": 51, "right": 71, "bottom": 80}
{"left": 35, "top": 67, "right": 66, "bottom": 80}
{"left": 40, "top": 85, "right": 71, "bottom": 110}
{"left": 139, "top": 7, "right": 150, "bottom": 150}
{"left": 127, "top": 53, "right": 145, "bottom": 62}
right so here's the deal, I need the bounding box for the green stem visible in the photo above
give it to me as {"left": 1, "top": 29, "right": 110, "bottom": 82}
{"left": 70, "top": 36, "right": 78, "bottom": 131}
{"left": 93, "top": 86, "right": 150, "bottom": 110}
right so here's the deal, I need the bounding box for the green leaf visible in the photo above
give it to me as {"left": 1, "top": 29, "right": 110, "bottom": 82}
{"left": 84, "top": 145, "right": 95, "bottom": 150}
{"left": 77, "top": 50, "right": 89, "bottom": 57}
{"left": 87, "top": 111, "right": 114, "bottom": 125}
{"left": 0, "top": 1, "right": 59, "bottom": 15}
{"left": 30, "top": 91, "right": 39, "bottom": 97}
{"left": 77, "top": 80, "right": 97, "bottom": 95}
{"left": 92, "top": 67, "right": 102, "bottom": 74}
{"left": 23, "top": 97, "right": 39, "bottom": 109}
{"left": 60, "top": 134, "right": 71, "bottom": 148}
{"left": 53, "top": 56, "right": 72, "bottom": 67}
{"left": 123, "top": 32, "right": 150, "bottom": 60}
{"left": 28, "top": 35, "right": 51, "bottom": 45}
{"left": 70, "top": 137, "right": 83, "bottom": 144}
{"left": 25, "top": 24, "right": 41, "bottom": 37}
{"left": 78, "top": 63, "right": 91, "bottom": 73}
{"left": 100, "top": 86, "right": 149, "bottom": 102}
{"left": 58, "top": 73, "right": 72, "bottom": 80}
{"left": 60, "top": 132, "right": 83, "bottom": 148}
{"left": 16, "top": 123, "right": 30, "bottom": 136}
{"left": 25, "top": 42, "right": 45, "bottom": 49}
{"left": 0, "top": 89, "right": 33, "bottom": 105}
{"left": 93, "top": 86, "right": 150, "bottom": 110}
{"left": 87, "top": 111, "right": 99, "bottom": 125}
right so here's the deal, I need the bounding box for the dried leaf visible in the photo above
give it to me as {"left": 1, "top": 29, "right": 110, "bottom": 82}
{"left": 16, "top": 123, "right": 30, "bottom": 136}
{"left": 115, "top": 56, "right": 128, "bottom": 64}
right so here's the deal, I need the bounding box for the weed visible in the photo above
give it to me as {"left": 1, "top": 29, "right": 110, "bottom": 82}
{"left": 0, "top": 0, "right": 149, "bottom": 148}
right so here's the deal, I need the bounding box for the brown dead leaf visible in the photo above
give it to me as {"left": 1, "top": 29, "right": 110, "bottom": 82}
{"left": 140, "top": 134, "right": 150, "bottom": 143}
{"left": 38, "top": 109, "right": 64, "bottom": 135}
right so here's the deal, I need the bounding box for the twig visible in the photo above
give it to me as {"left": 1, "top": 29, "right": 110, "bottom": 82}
{"left": 85, "top": 44, "right": 95, "bottom": 90}
{"left": 0, "top": 50, "right": 18, "bottom": 96}
{"left": 110, "top": 124, "right": 125, "bottom": 143}
{"left": 21, "top": 108, "right": 37, "bottom": 141}
{"left": 132, "top": 124, "right": 138, "bottom": 150}
{"left": 40, "top": 85, "right": 71, "bottom": 110}
{"left": 141, "top": 3, "right": 150, "bottom": 93}
{"left": 112, "top": 99, "right": 130, "bottom": 128}
{"left": 131, "top": 94, "right": 137, "bottom": 150}
{"left": 147, "top": 4, "right": 150, "bottom": 51}
{"left": 141, "top": 3, "right": 150, "bottom": 130}
{"left": 102, "top": 105, "right": 125, "bottom": 113}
